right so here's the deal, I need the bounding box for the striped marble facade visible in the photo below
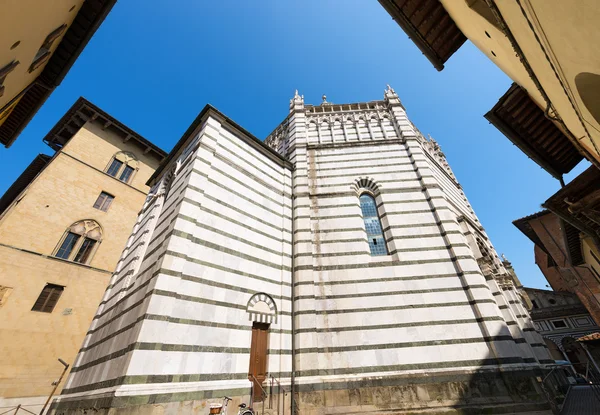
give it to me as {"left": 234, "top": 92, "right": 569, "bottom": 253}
{"left": 53, "top": 88, "right": 552, "bottom": 414}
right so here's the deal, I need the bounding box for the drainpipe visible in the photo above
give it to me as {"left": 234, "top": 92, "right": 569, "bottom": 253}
{"left": 39, "top": 358, "right": 69, "bottom": 415}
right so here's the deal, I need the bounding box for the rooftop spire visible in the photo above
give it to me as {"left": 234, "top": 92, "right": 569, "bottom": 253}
{"left": 289, "top": 89, "right": 304, "bottom": 112}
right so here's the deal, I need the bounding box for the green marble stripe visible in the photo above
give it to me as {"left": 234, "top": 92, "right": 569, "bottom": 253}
{"left": 185, "top": 195, "right": 289, "bottom": 234}
{"left": 314, "top": 177, "right": 433, "bottom": 189}
{"left": 294, "top": 316, "right": 506, "bottom": 334}
{"left": 211, "top": 163, "right": 290, "bottom": 202}
{"left": 170, "top": 230, "right": 292, "bottom": 272}
{"left": 376, "top": 197, "right": 444, "bottom": 207}
{"left": 294, "top": 284, "right": 491, "bottom": 301}
{"left": 296, "top": 255, "right": 476, "bottom": 271}
{"left": 165, "top": 250, "right": 292, "bottom": 287}
{"left": 308, "top": 237, "right": 367, "bottom": 244}
{"left": 160, "top": 268, "right": 291, "bottom": 301}
{"left": 218, "top": 128, "right": 288, "bottom": 178}
{"left": 315, "top": 161, "right": 413, "bottom": 171}
{"left": 81, "top": 312, "right": 292, "bottom": 354}
{"left": 386, "top": 231, "right": 462, "bottom": 240}
{"left": 382, "top": 220, "right": 459, "bottom": 232}
{"left": 215, "top": 142, "right": 286, "bottom": 186}
{"left": 293, "top": 270, "right": 483, "bottom": 286}
{"left": 294, "top": 299, "right": 496, "bottom": 315}
{"left": 180, "top": 206, "right": 288, "bottom": 245}
{"left": 294, "top": 357, "right": 525, "bottom": 377}
{"left": 201, "top": 171, "right": 288, "bottom": 210}
{"left": 213, "top": 153, "right": 290, "bottom": 197}
{"left": 60, "top": 372, "right": 249, "bottom": 395}
{"left": 293, "top": 367, "right": 543, "bottom": 393}
{"left": 176, "top": 214, "right": 291, "bottom": 257}
{"left": 151, "top": 288, "right": 292, "bottom": 315}
{"left": 294, "top": 335, "right": 517, "bottom": 354}
{"left": 293, "top": 227, "right": 363, "bottom": 234}
{"left": 315, "top": 147, "right": 408, "bottom": 161}
{"left": 71, "top": 342, "right": 292, "bottom": 373}
{"left": 143, "top": 314, "right": 291, "bottom": 334}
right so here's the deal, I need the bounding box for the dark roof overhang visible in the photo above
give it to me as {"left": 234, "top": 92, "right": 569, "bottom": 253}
{"left": 485, "top": 83, "right": 583, "bottom": 180}
{"left": 377, "top": 0, "right": 466, "bottom": 71}
{"left": 543, "top": 166, "right": 600, "bottom": 244}
{"left": 43, "top": 97, "right": 167, "bottom": 161}
{"left": 0, "top": 0, "right": 117, "bottom": 148}
{"left": 513, "top": 210, "right": 552, "bottom": 255}
{"left": 0, "top": 154, "right": 51, "bottom": 216}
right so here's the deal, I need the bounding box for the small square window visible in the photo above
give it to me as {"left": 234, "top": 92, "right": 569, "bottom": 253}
{"left": 552, "top": 320, "right": 567, "bottom": 329}
{"left": 93, "top": 192, "right": 114, "bottom": 212}
{"left": 32, "top": 284, "right": 64, "bottom": 313}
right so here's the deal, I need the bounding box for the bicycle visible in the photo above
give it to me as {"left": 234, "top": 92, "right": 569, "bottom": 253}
{"left": 210, "top": 396, "right": 254, "bottom": 415}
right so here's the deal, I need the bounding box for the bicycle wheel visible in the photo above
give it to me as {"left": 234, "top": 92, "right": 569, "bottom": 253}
{"left": 240, "top": 409, "right": 255, "bottom": 415}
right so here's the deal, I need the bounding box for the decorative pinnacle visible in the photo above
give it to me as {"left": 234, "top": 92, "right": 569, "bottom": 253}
{"left": 322, "top": 94, "right": 327, "bottom": 104}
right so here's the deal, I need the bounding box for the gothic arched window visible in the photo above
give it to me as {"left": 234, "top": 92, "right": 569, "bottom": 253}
{"left": 359, "top": 193, "right": 387, "bottom": 256}
{"left": 105, "top": 151, "right": 139, "bottom": 184}
{"left": 54, "top": 220, "right": 102, "bottom": 264}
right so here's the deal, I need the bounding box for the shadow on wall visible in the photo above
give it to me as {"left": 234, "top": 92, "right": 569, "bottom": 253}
{"left": 294, "top": 325, "right": 552, "bottom": 414}
{"left": 575, "top": 72, "right": 600, "bottom": 125}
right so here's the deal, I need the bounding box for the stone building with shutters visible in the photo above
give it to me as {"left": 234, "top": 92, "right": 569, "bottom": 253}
{"left": 52, "top": 87, "right": 554, "bottom": 414}
{"left": 0, "top": 98, "right": 165, "bottom": 413}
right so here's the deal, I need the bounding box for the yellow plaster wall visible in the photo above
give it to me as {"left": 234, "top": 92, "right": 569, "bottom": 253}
{"left": 0, "top": 124, "right": 161, "bottom": 400}
{"left": 0, "top": 0, "right": 84, "bottom": 111}
{"left": 0, "top": 247, "right": 111, "bottom": 399}
{"left": 62, "top": 121, "right": 157, "bottom": 194}
{"left": 441, "top": 0, "right": 600, "bottom": 164}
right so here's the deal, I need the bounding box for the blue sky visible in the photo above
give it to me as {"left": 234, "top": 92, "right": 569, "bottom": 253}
{"left": 0, "top": 1, "right": 586, "bottom": 288}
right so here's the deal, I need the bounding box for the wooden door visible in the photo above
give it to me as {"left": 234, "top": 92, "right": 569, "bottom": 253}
{"left": 249, "top": 322, "right": 269, "bottom": 401}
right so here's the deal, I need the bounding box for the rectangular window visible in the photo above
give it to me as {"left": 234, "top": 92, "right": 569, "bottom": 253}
{"left": 531, "top": 300, "right": 539, "bottom": 309}
{"left": 106, "top": 159, "right": 123, "bottom": 177}
{"left": 552, "top": 320, "right": 567, "bottom": 329}
{"left": 547, "top": 255, "right": 557, "bottom": 267}
{"left": 93, "top": 192, "right": 114, "bottom": 212}
{"left": 73, "top": 238, "right": 96, "bottom": 264}
{"left": 119, "top": 165, "right": 135, "bottom": 183}
{"left": 32, "top": 284, "right": 64, "bottom": 313}
{"left": 55, "top": 232, "right": 80, "bottom": 259}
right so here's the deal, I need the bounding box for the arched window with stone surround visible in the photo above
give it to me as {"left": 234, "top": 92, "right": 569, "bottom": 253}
{"left": 54, "top": 220, "right": 102, "bottom": 265}
{"left": 354, "top": 178, "right": 388, "bottom": 256}
{"left": 105, "top": 151, "right": 139, "bottom": 184}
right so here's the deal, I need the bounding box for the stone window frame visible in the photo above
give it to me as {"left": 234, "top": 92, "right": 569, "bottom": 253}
{"left": 104, "top": 151, "right": 139, "bottom": 184}
{"left": 31, "top": 283, "right": 64, "bottom": 313}
{"left": 53, "top": 219, "right": 103, "bottom": 265}
{"left": 352, "top": 177, "right": 389, "bottom": 257}
{"left": 551, "top": 319, "right": 568, "bottom": 329}
{"left": 93, "top": 191, "right": 115, "bottom": 212}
